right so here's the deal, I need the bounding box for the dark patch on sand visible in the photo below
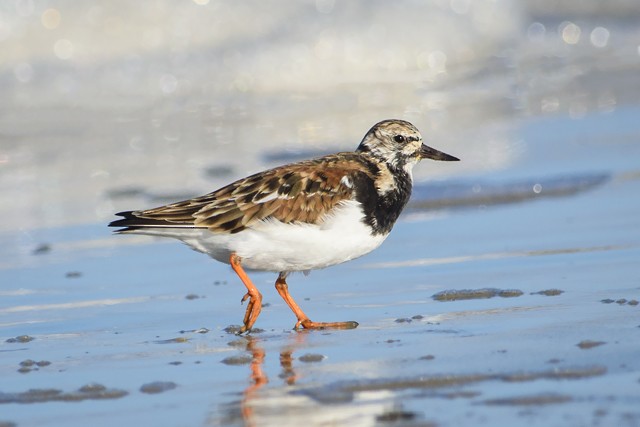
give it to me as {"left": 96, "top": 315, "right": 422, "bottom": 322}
{"left": 531, "top": 289, "right": 564, "bottom": 296}
{"left": 5, "top": 335, "right": 34, "bottom": 344}
{"left": 220, "top": 355, "right": 253, "bottom": 366}
{"left": 298, "top": 353, "right": 326, "bottom": 363}
{"left": 482, "top": 393, "right": 572, "bottom": 406}
{"left": 0, "top": 384, "right": 127, "bottom": 404}
{"left": 139, "top": 381, "right": 177, "bottom": 394}
{"left": 577, "top": 340, "right": 606, "bottom": 349}
{"left": 432, "top": 288, "right": 523, "bottom": 301}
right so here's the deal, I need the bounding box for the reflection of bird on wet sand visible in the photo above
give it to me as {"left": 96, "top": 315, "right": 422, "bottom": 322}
{"left": 240, "top": 335, "right": 299, "bottom": 426}
{"left": 109, "top": 120, "right": 458, "bottom": 332}
{"left": 245, "top": 337, "right": 268, "bottom": 391}
{"left": 213, "top": 333, "right": 402, "bottom": 427}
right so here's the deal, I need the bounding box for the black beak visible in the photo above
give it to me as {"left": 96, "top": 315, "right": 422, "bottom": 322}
{"left": 419, "top": 144, "right": 460, "bottom": 162}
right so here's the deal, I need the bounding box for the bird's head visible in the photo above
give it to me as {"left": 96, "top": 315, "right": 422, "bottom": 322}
{"left": 357, "top": 119, "right": 459, "bottom": 171}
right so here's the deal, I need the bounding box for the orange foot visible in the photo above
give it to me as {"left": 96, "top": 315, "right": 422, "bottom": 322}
{"left": 275, "top": 273, "right": 359, "bottom": 331}
{"left": 296, "top": 319, "right": 359, "bottom": 330}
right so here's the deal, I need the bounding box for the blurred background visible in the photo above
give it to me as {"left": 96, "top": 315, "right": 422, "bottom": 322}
{"left": 2, "top": 0, "right": 639, "bottom": 235}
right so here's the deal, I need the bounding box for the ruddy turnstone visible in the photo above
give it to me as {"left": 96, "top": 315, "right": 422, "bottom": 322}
{"left": 109, "top": 119, "right": 459, "bottom": 333}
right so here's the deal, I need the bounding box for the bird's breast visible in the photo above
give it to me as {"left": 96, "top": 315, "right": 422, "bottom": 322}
{"left": 211, "top": 200, "right": 388, "bottom": 272}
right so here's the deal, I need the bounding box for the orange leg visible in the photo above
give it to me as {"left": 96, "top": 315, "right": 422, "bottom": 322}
{"left": 274, "top": 273, "right": 358, "bottom": 331}
{"left": 230, "top": 254, "right": 263, "bottom": 333}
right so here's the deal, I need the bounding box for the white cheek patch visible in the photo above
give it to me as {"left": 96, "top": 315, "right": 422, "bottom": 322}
{"left": 402, "top": 141, "right": 421, "bottom": 156}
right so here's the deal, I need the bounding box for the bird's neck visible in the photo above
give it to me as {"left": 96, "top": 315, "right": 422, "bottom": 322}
{"left": 356, "top": 157, "right": 414, "bottom": 235}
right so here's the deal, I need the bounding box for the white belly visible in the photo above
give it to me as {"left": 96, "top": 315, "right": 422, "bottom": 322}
{"left": 127, "top": 201, "right": 388, "bottom": 272}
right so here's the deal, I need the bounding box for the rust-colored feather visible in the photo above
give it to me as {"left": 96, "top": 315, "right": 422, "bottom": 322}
{"left": 118, "top": 153, "right": 376, "bottom": 234}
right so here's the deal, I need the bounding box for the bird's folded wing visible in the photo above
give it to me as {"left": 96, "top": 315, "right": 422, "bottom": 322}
{"left": 110, "top": 155, "right": 374, "bottom": 234}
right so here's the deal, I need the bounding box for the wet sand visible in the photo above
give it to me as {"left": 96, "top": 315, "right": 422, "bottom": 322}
{"left": 2, "top": 2, "right": 640, "bottom": 426}
{"left": 3, "top": 110, "right": 639, "bottom": 425}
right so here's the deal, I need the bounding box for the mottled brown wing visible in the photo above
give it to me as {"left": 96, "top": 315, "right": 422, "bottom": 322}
{"left": 118, "top": 154, "right": 374, "bottom": 234}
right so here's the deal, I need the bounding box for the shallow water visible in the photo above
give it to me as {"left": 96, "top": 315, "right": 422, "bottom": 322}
{"left": 2, "top": 1, "right": 640, "bottom": 427}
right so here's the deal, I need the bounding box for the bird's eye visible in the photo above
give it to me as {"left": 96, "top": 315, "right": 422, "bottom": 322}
{"left": 393, "top": 135, "right": 405, "bottom": 143}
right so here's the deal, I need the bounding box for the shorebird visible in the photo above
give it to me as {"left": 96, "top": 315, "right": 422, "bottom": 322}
{"left": 109, "top": 119, "right": 459, "bottom": 333}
